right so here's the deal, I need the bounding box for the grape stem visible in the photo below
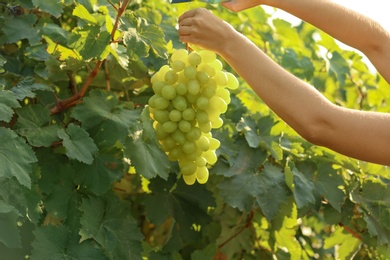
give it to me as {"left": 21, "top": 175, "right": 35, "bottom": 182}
{"left": 50, "top": 0, "right": 131, "bottom": 115}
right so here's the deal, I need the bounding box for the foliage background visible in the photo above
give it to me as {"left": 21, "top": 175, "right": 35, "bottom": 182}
{"left": 0, "top": 0, "right": 389, "bottom": 259}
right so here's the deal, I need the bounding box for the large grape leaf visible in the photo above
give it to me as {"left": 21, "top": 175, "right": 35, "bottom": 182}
{"left": 218, "top": 163, "right": 290, "bottom": 220}
{"left": 79, "top": 195, "right": 144, "bottom": 260}
{"left": 1, "top": 14, "right": 40, "bottom": 44}
{"left": 0, "top": 127, "right": 37, "bottom": 188}
{"left": 14, "top": 104, "right": 60, "bottom": 147}
{"left": 57, "top": 123, "right": 98, "bottom": 165}
{"left": 124, "top": 108, "right": 170, "bottom": 180}
{"left": 73, "top": 149, "right": 124, "bottom": 196}
{"left": 0, "top": 90, "right": 20, "bottom": 123}
{"left": 32, "top": 0, "right": 63, "bottom": 17}
{"left": 0, "top": 201, "right": 21, "bottom": 248}
{"left": 30, "top": 225, "right": 108, "bottom": 260}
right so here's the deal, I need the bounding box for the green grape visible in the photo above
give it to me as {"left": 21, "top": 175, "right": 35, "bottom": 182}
{"left": 198, "top": 63, "right": 215, "bottom": 77}
{"left": 169, "top": 109, "right": 182, "bottom": 122}
{"left": 203, "top": 150, "right": 217, "bottom": 164}
{"left": 202, "top": 84, "right": 217, "bottom": 99}
{"left": 172, "top": 96, "right": 187, "bottom": 111}
{"left": 186, "top": 127, "right": 202, "bottom": 141}
{"left": 172, "top": 130, "right": 186, "bottom": 145}
{"left": 171, "top": 49, "right": 188, "bottom": 62}
{"left": 196, "top": 166, "right": 209, "bottom": 184}
{"left": 187, "top": 79, "right": 200, "bottom": 95}
{"left": 153, "top": 109, "right": 170, "bottom": 123}
{"left": 168, "top": 145, "right": 182, "bottom": 161}
{"left": 161, "top": 136, "right": 176, "bottom": 151}
{"left": 154, "top": 96, "right": 170, "bottom": 110}
{"left": 183, "top": 173, "right": 196, "bottom": 185}
{"left": 211, "top": 117, "right": 223, "bottom": 129}
{"left": 199, "top": 121, "right": 211, "bottom": 133}
{"left": 216, "top": 88, "right": 231, "bottom": 104}
{"left": 199, "top": 50, "right": 216, "bottom": 63}
{"left": 186, "top": 93, "right": 199, "bottom": 104}
{"left": 214, "top": 70, "right": 228, "bottom": 86}
{"left": 196, "top": 135, "right": 210, "bottom": 151}
{"left": 165, "top": 69, "right": 178, "bottom": 85}
{"left": 210, "top": 96, "right": 227, "bottom": 113}
{"left": 188, "top": 52, "right": 202, "bottom": 66}
{"left": 161, "top": 85, "right": 177, "bottom": 100}
{"left": 196, "top": 71, "right": 210, "bottom": 84}
{"left": 209, "top": 138, "right": 221, "bottom": 150}
{"left": 210, "top": 59, "right": 223, "bottom": 71}
{"left": 148, "top": 94, "right": 158, "bottom": 108}
{"left": 196, "top": 110, "right": 209, "bottom": 124}
{"left": 195, "top": 156, "right": 207, "bottom": 167}
{"left": 178, "top": 120, "right": 192, "bottom": 133}
{"left": 226, "top": 72, "right": 239, "bottom": 90}
{"left": 179, "top": 160, "right": 197, "bottom": 176}
{"left": 152, "top": 81, "right": 165, "bottom": 94}
{"left": 182, "top": 108, "right": 196, "bottom": 121}
{"left": 155, "top": 123, "right": 168, "bottom": 140}
{"left": 182, "top": 141, "right": 196, "bottom": 154}
{"left": 184, "top": 66, "right": 197, "bottom": 79}
{"left": 162, "top": 121, "right": 177, "bottom": 133}
{"left": 171, "top": 60, "right": 185, "bottom": 72}
{"left": 196, "top": 96, "right": 210, "bottom": 110}
{"left": 176, "top": 82, "right": 187, "bottom": 95}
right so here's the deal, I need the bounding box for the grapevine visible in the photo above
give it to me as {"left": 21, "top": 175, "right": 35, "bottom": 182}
{"left": 148, "top": 49, "right": 238, "bottom": 185}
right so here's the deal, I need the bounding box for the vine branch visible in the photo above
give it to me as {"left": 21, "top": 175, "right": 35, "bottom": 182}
{"left": 50, "top": 0, "right": 131, "bottom": 115}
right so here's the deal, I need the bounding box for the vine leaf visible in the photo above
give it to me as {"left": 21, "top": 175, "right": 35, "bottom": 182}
{"left": 72, "top": 3, "right": 98, "bottom": 24}
{"left": 79, "top": 195, "right": 144, "bottom": 260}
{"left": 14, "top": 104, "right": 60, "bottom": 147}
{"left": 0, "top": 127, "right": 37, "bottom": 188}
{"left": 0, "top": 90, "right": 20, "bottom": 123}
{"left": 32, "top": 0, "right": 63, "bottom": 18}
{"left": 0, "top": 201, "right": 21, "bottom": 248}
{"left": 2, "top": 14, "right": 40, "bottom": 44}
{"left": 57, "top": 123, "right": 98, "bottom": 165}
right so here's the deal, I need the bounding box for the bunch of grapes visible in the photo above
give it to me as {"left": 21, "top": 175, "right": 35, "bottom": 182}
{"left": 148, "top": 49, "right": 238, "bottom": 185}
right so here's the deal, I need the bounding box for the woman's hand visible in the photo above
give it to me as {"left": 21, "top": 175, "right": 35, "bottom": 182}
{"left": 222, "top": 0, "right": 264, "bottom": 12}
{"left": 178, "top": 8, "right": 238, "bottom": 54}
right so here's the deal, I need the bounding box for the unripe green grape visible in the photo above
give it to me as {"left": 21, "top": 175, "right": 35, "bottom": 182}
{"left": 183, "top": 173, "right": 196, "bottom": 185}
{"left": 196, "top": 71, "right": 209, "bottom": 84}
{"left": 186, "top": 127, "right": 201, "bottom": 141}
{"left": 199, "top": 121, "right": 212, "bottom": 133}
{"left": 216, "top": 88, "right": 231, "bottom": 104}
{"left": 152, "top": 81, "right": 165, "bottom": 94}
{"left": 154, "top": 96, "right": 170, "bottom": 110}
{"left": 172, "top": 130, "right": 186, "bottom": 145}
{"left": 161, "top": 85, "right": 176, "bottom": 100}
{"left": 210, "top": 59, "right": 223, "bottom": 71}
{"left": 196, "top": 96, "right": 210, "bottom": 110}
{"left": 209, "top": 138, "right": 221, "bottom": 150}
{"left": 153, "top": 109, "right": 170, "bottom": 123}
{"left": 211, "top": 117, "right": 224, "bottom": 129}
{"left": 196, "top": 110, "right": 209, "bottom": 124}
{"left": 207, "top": 109, "right": 220, "bottom": 122}
{"left": 178, "top": 120, "right": 192, "bottom": 133}
{"left": 195, "top": 156, "right": 207, "bottom": 167}
{"left": 187, "top": 79, "right": 200, "bottom": 95}
{"left": 155, "top": 123, "right": 168, "bottom": 140}
{"left": 210, "top": 96, "right": 227, "bottom": 113}
{"left": 199, "top": 50, "right": 216, "bottom": 63}
{"left": 214, "top": 70, "right": 228, "bottom": 86}
{"left": 186, "top": 93, "right": 199, "bottom": 104}
{"left": 162, "top": 121, "right": 177, "bottom": 133}
{"left": 182, "top": 108, "right": 196, "bottom": 121}
{"left": 171, "top": 60, "right": 185, "bottom": 72}
{"left": 226, "top": 72, "right": 239, "bottom": 90}
{"left": 168, "top": 145, "right": 182, "bottom": 161}
{"left": 172, "top": 96, "right": 187, "bottom": 111}
{"left": 176, "top": 82, "right": 187, "bottom": 96}
{"left": 188, "top": 52, "right": 202, "bottom": 66}
{"left": 169, "top": 109, "right": 182, "bottom": 122}
{"left": 183, "top": 141, "right": 196, "bottom": 154}
{"left": 148, "top": 94, "right": 158, "bottom": 108}
{"left": 165, "top": 69, "right": 178, "bottom": 85}
{"left": 184, "top": 151, "right": 197, "bottom": 161}
{"left": 201, "top": 84, "right": 217, "bottom": 99}
{"left": 180, "top": 160, "right": 197, "bottom": 176}
{"left": 203, "top": 150, "right": 217, "bottom": 164}
{"left": 196, "top": 135, "right": 210, "bottom": 151}
{"left": 184, "top": 66, "right": 197, "bottom": 79}
{"left": 196, "top": 166, "right": 209, "bottom": 184}
{"left": 171, "top": 49, "right": 188, "bottom": 62}
{"left": 198, "top": 63, "right": 215, "bottom": 77}
{"left": 161, "top": 136, "right": 176, "bottom": 151}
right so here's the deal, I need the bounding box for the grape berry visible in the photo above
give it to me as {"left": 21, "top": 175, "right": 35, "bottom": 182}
{"left": 148, "top": 49, "right": 238, "bottom": 185}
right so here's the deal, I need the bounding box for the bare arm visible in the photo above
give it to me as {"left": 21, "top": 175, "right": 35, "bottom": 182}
{"left": 223, "top": 0, "right": 390, "bottom": 83}
{"left": 178, "top": 8, "right": 390, "bottom": 165}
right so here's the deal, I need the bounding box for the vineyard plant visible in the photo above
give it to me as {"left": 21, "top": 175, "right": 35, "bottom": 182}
{"left": 1, "top": 0, "right": 390, "bottom": 259}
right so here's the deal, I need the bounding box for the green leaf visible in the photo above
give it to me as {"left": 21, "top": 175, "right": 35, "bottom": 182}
{"left": 72, "top": 4, "right": 98, "bottom": 24}
{"left": 218, "top": 163, "right": 290, "bottom": 220}
{"left": 42, "top": 23, "right": 69, "bottom": 46}
{"left": 14, "top": 104, "right": 60, "bottom": 147}
{"left": 191, "top": 243, "right": 218, "bottom": 260}
{"left": 57, "top": 123, "right": 98, "bottom": 164}
{"left": 79, "top": 195, "right": 144, "bottom": 260}
{"left": 73, "top": 149, "right": 124, "bottom": 196}
{"left": 2, "top": 14, "right": 40, "bottom": 45}
{"left": 0, "top": 89, "right": 20, "bottom": 123}
{"left": 11, "top": 82, "right": 53, "bottom": 100}
{"left": 0, "top": 201, "right": 21, "bottom": 248}
{"left": 323, "top": 226, "right": 361, "bottom": 259}
{"left": 32, "top": 0, "right": 63, "bottom": 17}
{"left": 327, "top": 51, "right": 350, "bottom": 86}
{"left": 25, "top": 44, "right": 51, "bottom": 61}
{"left": 0, "top": 127, "right": 37, "bottom": 188}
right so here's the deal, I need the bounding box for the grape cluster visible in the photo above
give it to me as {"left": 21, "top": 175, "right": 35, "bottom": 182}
{"left": 148, "top": 49, "right": 238, "bottom": 185}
